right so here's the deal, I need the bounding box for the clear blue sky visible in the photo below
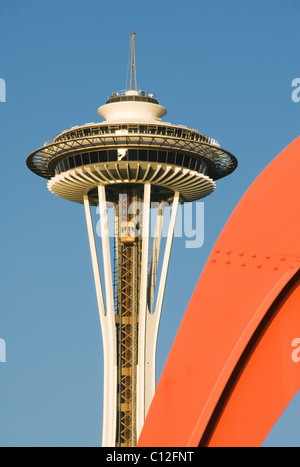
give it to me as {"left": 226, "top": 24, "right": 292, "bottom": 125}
{"left": 0, "top": 0, "right": 299, "bottom": 447}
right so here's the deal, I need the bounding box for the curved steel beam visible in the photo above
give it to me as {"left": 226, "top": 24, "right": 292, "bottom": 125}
{"left": 201, "top": 271, "right": 300, "bottom": 447}
{"left": 138, "top": 136, "right": 300, "bottom": 447}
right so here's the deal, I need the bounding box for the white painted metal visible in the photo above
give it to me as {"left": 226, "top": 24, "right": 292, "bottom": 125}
{"left": 97, "top": 185, "right": 118, "bottom": 446}
{"left": 154, "top": 192, "right": 180, "bottom": 318}
{"left": 83, "top": 194, "right": 117, "bottom": 447}
{"left": 144, "top": 191, "right": 180, "bottom": 417}
{"left": 136, "top": 183, "right": 151, "bottom": 439}
{"left": 83, "top": 195, "right": 106, "bottom": 318}
{"left": 148, "top": 202, "right": 165, "bottom": 314}
{"left": 48, "top": 163, "right": 215, "bottom": 205}
{"left": 98, "top": 185, "right": 115, "bottom": 319}
{"left": 97, "top": 101, "right": 167, "bottom": 123}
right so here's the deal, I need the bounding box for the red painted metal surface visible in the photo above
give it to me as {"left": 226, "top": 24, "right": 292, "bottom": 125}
{"left": 205, "top": 272, "right": 300, "bottom": 447}
{"left": 138, "top": 136, "right": 300, "bottom": 447}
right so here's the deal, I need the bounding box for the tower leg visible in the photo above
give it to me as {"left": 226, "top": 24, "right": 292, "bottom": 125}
{"left": 136, "top": 183, "right": 151, "bottom": 440}
{"left": 97, "top": 185, "right": 117, "bottom": 446}
{"left": 83, "top": 192, "right": 117, "bottom": 447}
{"left": 148, "top": 202, "right": 166, "bottom": 314}
{"left": 144, "top": 192, "right": 180, "bottom": 419}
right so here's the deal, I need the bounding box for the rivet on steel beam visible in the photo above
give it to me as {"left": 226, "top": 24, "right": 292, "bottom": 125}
{"left": 226, "top": 249, "right": 231, "bottom": 255}
{"left": 215, "top": 248, "right": 220, "bottom": 254}
{"left": 265, "top": 254, "right": 270, "bottom": 259}
{"left": 280, "top": 256, "right": 286, "bottom": 261}
{"left": 238, "top": 251, "right": 244, "bottom": 256}
{"left": 226, "top": 260, "right": 231, "bottom": 265}
{"left": 252, "top": 253, "right": 257, "bottom": 258}
{"left": 241, "top": 262, "right": 246, "bottom": 267}
{"left": 257, "top": 264, "right": 262, "bottom": 268}
{"left": 211, "top": 258, "right": 216, "bottom": 263}
{"left": 273, "top": 266, "right": 278, "bottom": 270}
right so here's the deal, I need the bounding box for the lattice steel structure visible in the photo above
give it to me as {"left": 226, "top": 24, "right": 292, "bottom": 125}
{"left": 26, "top": 38, "right": 237, "bottom": 446}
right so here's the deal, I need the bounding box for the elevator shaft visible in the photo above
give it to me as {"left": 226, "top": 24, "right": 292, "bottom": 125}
{"left": 115, "top": 189, "right": 142, "bottom": 447}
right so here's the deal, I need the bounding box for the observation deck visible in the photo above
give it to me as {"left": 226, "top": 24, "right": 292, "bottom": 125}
{"left": 26, "top": 106, "right": 237, "bottom": 205}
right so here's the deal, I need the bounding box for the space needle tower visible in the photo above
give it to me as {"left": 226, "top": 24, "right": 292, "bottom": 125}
{"left": 26, "top": 32, "right": 237, "bottom": 447}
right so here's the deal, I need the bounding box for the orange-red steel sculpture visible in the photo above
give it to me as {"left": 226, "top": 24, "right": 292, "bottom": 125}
{"left": 138, "top": 136, "right": 300, "bottom": 447}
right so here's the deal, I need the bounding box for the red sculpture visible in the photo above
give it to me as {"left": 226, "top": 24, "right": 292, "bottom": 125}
{"left": 138, "top": 136, "right": 300, "bottom": 447}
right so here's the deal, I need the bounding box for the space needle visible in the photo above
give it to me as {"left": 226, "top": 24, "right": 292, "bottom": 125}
{"left": 26, "top": 31, "right": 237, "bottom": 447}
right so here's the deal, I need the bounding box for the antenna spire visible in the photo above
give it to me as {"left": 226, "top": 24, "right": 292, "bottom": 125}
{"left": 129, "top": 30, "right": 137, "bottom": 91}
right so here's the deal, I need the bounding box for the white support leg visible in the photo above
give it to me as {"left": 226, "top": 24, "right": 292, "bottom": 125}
{"left": 136, "top": 183, "right": 151, "bottom": 439}
{"left": 144, "top": 191, "right": 180, "bottom": 418}
{"left": 83, "top": 194, "right": 117, "bottom": 446}
{"left": 98, "top": 185, "right": 115, "bottom": 319}
{"left": 83, "top": 195, "right": 105, "bottom": 319}
{"left": 148, "top": 202, "right": 165, "bottom": 314}
{"left": 97, "top": 185, "right": 117, "bottom": 446}
{"left": 153, "top": 191, "right": 180, "bottom": 318}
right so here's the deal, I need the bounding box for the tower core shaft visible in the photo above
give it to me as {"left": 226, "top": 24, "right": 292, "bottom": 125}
{"left": 116, "top": 189, "right": 141, "bottom": 446}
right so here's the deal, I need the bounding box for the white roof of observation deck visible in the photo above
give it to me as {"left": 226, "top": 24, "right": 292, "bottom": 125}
{"left": 97, "top": 90, "right": 167, "bottom": 123}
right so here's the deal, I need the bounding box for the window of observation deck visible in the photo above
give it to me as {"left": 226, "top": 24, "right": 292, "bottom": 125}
{"left": 54, "top": 149, "right": 208, "bottom": 176}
